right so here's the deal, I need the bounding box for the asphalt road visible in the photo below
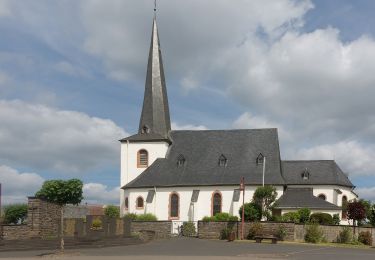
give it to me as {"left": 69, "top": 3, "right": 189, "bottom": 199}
{"left": 0, "top": 237, "right": 374, "bottom": 260}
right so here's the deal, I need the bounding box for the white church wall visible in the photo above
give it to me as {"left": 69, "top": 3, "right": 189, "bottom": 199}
{"left": 120, "top": 141, "right": 169, "bottom": 216}
{"left": 123, "top": 185, "right": 284, "bottom": 221}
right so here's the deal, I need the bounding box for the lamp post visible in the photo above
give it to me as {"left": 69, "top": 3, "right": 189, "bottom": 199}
{"left": 239, "top": 177, "right": 245, "bottom": 240}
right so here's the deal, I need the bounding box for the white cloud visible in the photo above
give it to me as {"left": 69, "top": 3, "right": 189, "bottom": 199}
{"left": 54, "top": 61, "right": 91, "bottom": 78}
{"left": 294, "top": 141, "right": 375, "bottom": 177}
{"left": 0, "top": 165, "right": 44, "bottom": 204}
{"left": 356, "top": 187, "right": 375, "bottom": 202}
{"left": 0, "top": 100, "right": 127, "bottom": 173}
{"left": 171, "top": 122, "right": 208, "bottom": 131}
{"left": 0, "top": 0, "right": 11, "bottom": 17}
{"left": 83, "top": 183, "right": 119, "bottom": 205}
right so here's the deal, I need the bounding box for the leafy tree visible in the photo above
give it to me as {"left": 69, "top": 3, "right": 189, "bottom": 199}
{"left": 239, "top": 202, "right": 262, "bottom": 221}
{"left": 332, "top": 214, "right": 341, "bottom": 225}
{"left": 359, "top": 199, "right": 372, "bottom": 225}
{"left": 347, "top": 200, "right": 366, "bottom": 234}
{"left": 3, "top": 204, "right": 28, "bottom": 224}
{"left": 253, "top": 185, "right": 278, "bottom": 220}
{"left": 297, "top": 208, "right": 311, "bottom": 224}
{"left": 104, "top": 205, "right": 120, "bottom": 218}
{"left": 35, "top": 179, "right": 83, "bottom": 251}
{"left": 369, "top": 204, "right": 375, "bottom": 227}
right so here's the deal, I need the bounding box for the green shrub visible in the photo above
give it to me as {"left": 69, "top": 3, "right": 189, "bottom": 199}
{"left": 3, "top": 204, "right": 28, "bottom": 224}
{"left": 247, "top": 222, "right": 263, "bottom": 240}
{"left": 297, "top": 208, "right": 311, "bottom": 224}
{"left": 282, "top": 212, "right": 300, "bottom": 223}
{"left": 214, "top": 212, "right": 231, "bottom": 221}
{"left": 358, "top": 231, "right": 373, "bottom": 245}
{"left": 304, "top": 224, "right": 323, "bottom": 243}
{"left": 201, "top": 216, "right": 215, "bottom": 222}
{"left": 239, "top": 202, "right": 262, "bottom": 221}
{"left": 337, "top": 226, "right": 352, "bottom": 243}
{"left": 181, "top": 222, "right": 196, "bottom": 237}
{"left": 332, "top": 214, "right": 341, "bottom": 225}
{"left": 104, "top": 205, "right": 120, "bottom": 218}
{"left": 270, "top": 215, "right": 282, "bottom": 222}
{"left": 220, "top": 227, "right": 233, "bottom": 240}
{"left": 135, "top": 213, "right": 157, "bottom": 221}
{"left": 123, "top": 213, "right": 137, "bottom": 221}
{"left": 91, "top": 218, "right": 103, "bottom": 229}
{"left": 310, "top": 212, "right": 333, "bottom": 225}
{"left": 276, "top": 225, "right": 287, "bottom": 241}
{"left": 228, "top": 215, "right": 239, "bottom": 221}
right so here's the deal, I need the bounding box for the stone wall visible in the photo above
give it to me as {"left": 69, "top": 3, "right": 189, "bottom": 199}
{"left": 295, "top": 224, "right": 375, "bottom": 244}
{"left": 198, "top": 221, "right": 295, "bottom": 241}
{"left": 1, "top": 225, "right": 39, "bottom": 240}
{"left": 131, "top": 221, "right": 172, "bottom": 239}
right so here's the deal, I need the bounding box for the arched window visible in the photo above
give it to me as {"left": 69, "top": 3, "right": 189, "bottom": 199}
{"left": 342, "top": 196, "right": 348, "bottom": 219}
{"left": 318, "top": 194, "right": 326, "bottom": 201}
{"left": 125, "top": 197, "right": 129, "bottom": 210}
{"left": 137, "top": 149, "right": 148, "bottom": 168}
{"left": 136, "top": 196, "right": 144, "bottom": 209}
{"left": 169, "top": 193, "right": 179, "bottom": 219}
{"left": 212, "top": 192, "right": 222, "bottom": 216}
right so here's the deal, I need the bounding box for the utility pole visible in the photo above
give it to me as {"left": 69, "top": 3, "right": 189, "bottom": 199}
{"left": 240, "top": 177, "right": 245, "bottom": 240}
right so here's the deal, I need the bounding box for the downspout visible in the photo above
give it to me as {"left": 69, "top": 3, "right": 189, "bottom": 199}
{"left": 154, "top": 186, "right": 157, "bottom": 216}
{"left": 126, "top": 140, "right": 129, "bottom": 183}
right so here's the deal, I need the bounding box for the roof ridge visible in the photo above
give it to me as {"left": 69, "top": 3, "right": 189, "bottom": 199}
{"left": 170, "top": 128, "right": 278, "bottom": 133}
{"left": 282, "top": 160, "right": 335, "bottom": 162}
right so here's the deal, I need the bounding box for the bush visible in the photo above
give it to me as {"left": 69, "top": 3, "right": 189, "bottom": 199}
{"left": 310, "top": 212, "right": 333, "bottom": 225}
{"left": 91, "top": 218, "right": 103, "bottom": 229}
{"left": 3, "top": 204, "right": 28, "bottom": 224}
{"left": 276, "top": 225, "right": 287, "bottom": 241}
{"left": 358, "top": 231, "right": 373, "bottom": 246}
{"left": 123, "top": 213, "right": 137, "bottom": 221}
{"left": 104, "top": 205, "right": 120, "bottom": 218}
{"left": 220, "top": 227, "right": 233, "bottom": 240}
{"left": 228, "top": 215, "right": 239, "bottom": 221}
{"left": 239, "top": 203, "right": 262, "bottom": 221}
{"left": 282, "top": 212, "right": 300, "bottom": 223}
{"left": 337, "top": 226, "right": 352, "bottom": 243}
{"left": 202, "top": 216, "right": 215, "bottom": 222}
{"left": 297, "top": 208, "right": 311, "bottom": 224}
{"left": 214, "top": 212, "right": 231, "bottom": 221}
{"left": 332, "top": 214, "right": 341, "bottom": 225}
{"left": 135, "top": 213, "right": 157, "bottom": 221}
{"left": 247, "top": 222, "right": 263, "bottom": 240}
{"left": 304, "top": 224, "right": 323, "bottom": 243}
{"left": 181, "top": 222, "right": 196, "bottom": 237}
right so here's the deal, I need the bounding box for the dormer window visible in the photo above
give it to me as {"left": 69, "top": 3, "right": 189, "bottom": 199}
{"left": 141, "top": 125, "right": 150, "bottom": 134}
{"left": 218, "top": 154, "right": 227, "bottom": 167}
{"left": 301, "top": 168, "right": 310, "bottom": 180}
{"left": 177, "top": 154, "right": 186, "bottom": 167}
{"left": 256, "top": 153, "right": 264, "bottom": 165}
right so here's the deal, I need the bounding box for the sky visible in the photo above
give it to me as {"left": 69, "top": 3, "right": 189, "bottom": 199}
{"left": 1, "top": 0, "right": 375, "bottom": 205}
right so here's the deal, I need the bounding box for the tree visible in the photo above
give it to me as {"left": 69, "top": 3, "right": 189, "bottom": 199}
{"left": 369, "top": 204, "right": 375, "bottom": 227}
{"left": 239, "top": 202, "right": 262, "bottom": 221}
{"left": 3, "top": 204, "right": 28, "bottom": 224}
{"left": 253, "top": 185, "right": 278, "bottom": 220}
{"left": 104, "top": 205, "right": 120, "bottom": 218}
{"left": 35, "top": 179, "right": 83, "bottom": 251}
{"left": 347, "top": 200, "right": 366, "bottom": 234}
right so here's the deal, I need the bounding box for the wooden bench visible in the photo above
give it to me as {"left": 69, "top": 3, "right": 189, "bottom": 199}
{"left": 254, "top": 236, "right": 278, "bottom": 244}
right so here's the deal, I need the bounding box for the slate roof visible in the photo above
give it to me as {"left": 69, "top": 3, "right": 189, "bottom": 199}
{"left": 281, "top": 160, "right": 354, "bottom": 187}
{"left": 275, "top": 188, "right": 341, "bottom": 210}
{"left": 120, "top": 132, "right": 171, "bottom": 143}
{"left": 123, "top": 128, "right": 285, "bottom": 189}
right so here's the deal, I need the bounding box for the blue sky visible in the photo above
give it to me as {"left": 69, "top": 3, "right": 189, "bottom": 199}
{"left": 1, "top": 0, "right": 375, "bottom": 204}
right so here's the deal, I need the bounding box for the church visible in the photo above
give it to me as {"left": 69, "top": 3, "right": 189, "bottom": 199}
{"left": 120, "top": 15, "right": 357, "bottom": 227}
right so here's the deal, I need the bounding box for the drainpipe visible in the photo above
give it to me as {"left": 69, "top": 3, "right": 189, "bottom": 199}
{"left": 126, "top": 140, "right": 129, "bottom": 184}
{"left": 154, "top": 186, "right": 157, "bottom": 216}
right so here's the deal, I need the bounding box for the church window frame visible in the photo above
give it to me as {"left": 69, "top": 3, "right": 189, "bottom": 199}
{"left": 218, "top": 154, "right": 227, "bottom": 167}
{"left": 211, "top": 191, "right": 222, "bottom": 217}
{"left": 256, "top": 153, "right": 264, "bottom": 165}
{"left": 136, "top": 196, "right": 144, "bottom": 209}
{"left": 169, "top": 192, "right": 180, "bottom": 220}
{"left": 137, "top": 149, "right": 149, "bottom": 168}
{"left": 125, "top": 197, "right": 129, "bottom": 210}
{"left": 318, "top": 193, "right": 326, "bottom": 201}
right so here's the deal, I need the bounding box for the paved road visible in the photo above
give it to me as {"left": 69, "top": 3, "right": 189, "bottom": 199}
{"left": 0, "top": 237, "right": 374, "bottom": 260}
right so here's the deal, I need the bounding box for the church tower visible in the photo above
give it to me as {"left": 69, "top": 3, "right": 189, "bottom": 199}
{"left": 120, "top": 15, "right": 171, "bottom": 215}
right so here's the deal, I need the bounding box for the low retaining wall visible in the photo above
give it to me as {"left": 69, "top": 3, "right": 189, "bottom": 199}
{"left": 295, "top": 224, "right": 375, "bottom": 243}
{"left": 1, "top": 225, "right": 40, "bottom": 240}
{"left": 198, "top": 221, "right": 295, "bottom": 241}
{"left": 131, "top": 221, "right": 172, "bottom": 239}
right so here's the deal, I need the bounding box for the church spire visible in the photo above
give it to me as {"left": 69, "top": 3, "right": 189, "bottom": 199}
{"left": 138, "top": 16, "right": 171, "bottom": 138}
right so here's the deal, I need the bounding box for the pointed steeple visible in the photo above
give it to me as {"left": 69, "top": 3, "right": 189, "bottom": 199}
{"left": 138, "top": 16, "right": 171, "bottom": 139}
